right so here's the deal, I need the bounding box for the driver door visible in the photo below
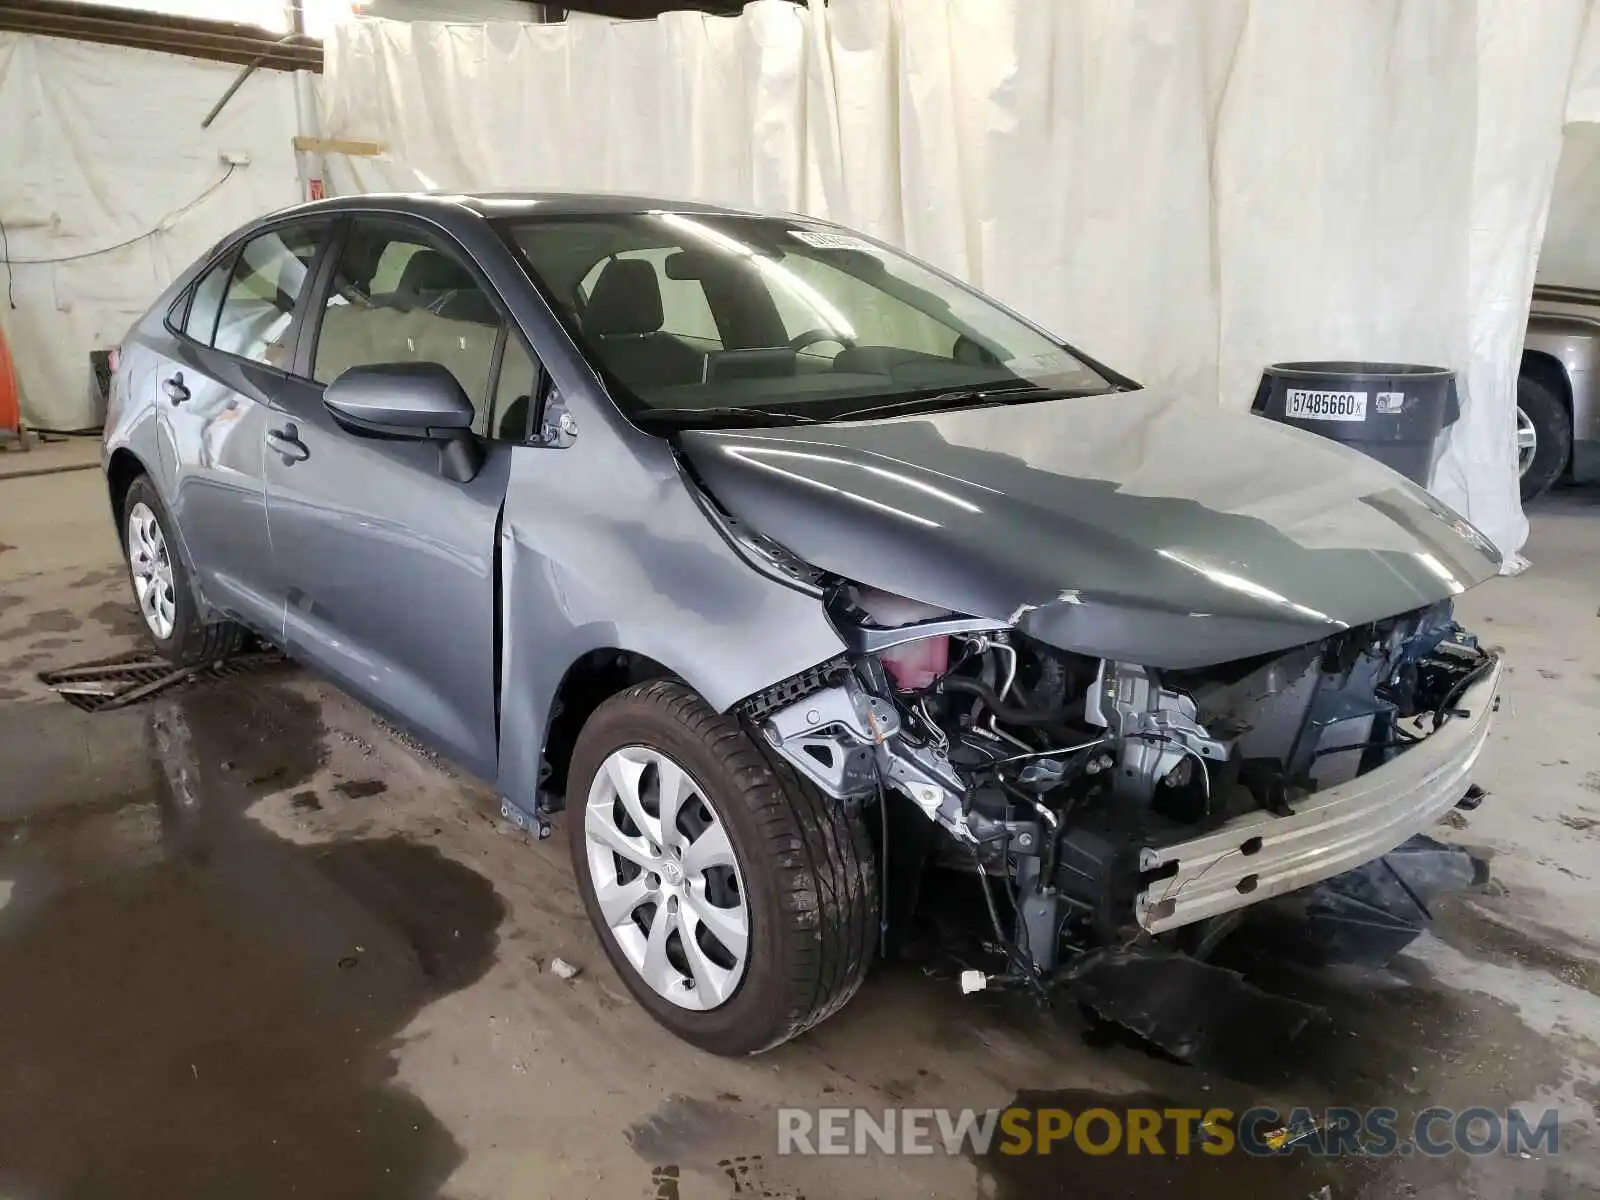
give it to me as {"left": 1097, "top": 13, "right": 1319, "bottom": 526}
{"left": 263, "top": 216, "right": 537, "bottom": 777}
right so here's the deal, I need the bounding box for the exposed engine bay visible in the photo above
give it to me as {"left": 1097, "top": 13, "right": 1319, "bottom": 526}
{"left": 745, "top": 580, "right": 1501, "bottom": 990}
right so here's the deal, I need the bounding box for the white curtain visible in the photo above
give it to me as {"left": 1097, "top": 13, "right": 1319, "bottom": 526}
{"left": 1536, "top": 8, "right": 1600, "bottom": 285}
{"left": 0, "top": 34, "right": 305, "bottom": 431}
{"left": 319, "top": 0, "right": 1600, "bottom": 564}
{"left": 0, "top": 0, "right": 1571, "bottom": 559}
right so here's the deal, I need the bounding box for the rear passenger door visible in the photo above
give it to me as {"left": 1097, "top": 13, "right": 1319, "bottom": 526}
{"left": 263, "top": 215, "right": 540, "bottom": 777}
{"left": 161, "top": 219, "right": 330, "bottom": 634}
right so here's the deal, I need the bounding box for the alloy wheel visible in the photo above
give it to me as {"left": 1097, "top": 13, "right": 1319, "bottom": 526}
{"left": 1516, "top": 405, "right": 1538, "bottom": 478}
{"left": 126, "top": 501, "right": 176, "bottom": 640}
{"left": 583, "top": 745, "right": 749, "bottom": 1011}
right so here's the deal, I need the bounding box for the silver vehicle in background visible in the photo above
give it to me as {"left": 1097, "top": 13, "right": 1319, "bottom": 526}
{"left": 1520, "top": 284, "right": 1600, "bottom": 499}
{"left": 103, "top": 192, "right": 1503, "bottom": 1055}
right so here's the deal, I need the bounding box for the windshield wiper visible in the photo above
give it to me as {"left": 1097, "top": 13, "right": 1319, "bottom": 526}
{"left": 835, "top": 384, "right": 1086, "bottom": 423}
{"left": 635, "top": 406, "right": 822, "bottom": 428}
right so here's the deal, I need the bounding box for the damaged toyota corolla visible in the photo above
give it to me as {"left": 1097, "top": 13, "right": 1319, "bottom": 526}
{"left": 104, "top": 193, "right": 1503, "bottom": 1056}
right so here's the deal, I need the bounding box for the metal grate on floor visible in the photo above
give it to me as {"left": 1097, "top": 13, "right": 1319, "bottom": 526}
{"left": 38, "top": 648, "right": 292, "bottom": 713}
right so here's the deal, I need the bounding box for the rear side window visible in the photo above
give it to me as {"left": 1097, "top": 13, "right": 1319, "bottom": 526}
{"left": 212, "top": 225, "right": 324, "bottom": 368}
{"left": 183, "top": 259, "right": 230, "bottom": 344}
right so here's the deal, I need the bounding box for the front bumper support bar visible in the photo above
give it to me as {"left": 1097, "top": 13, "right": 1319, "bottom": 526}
{"left": 1136, "top": 659, "right": 1502, "bottom": 934}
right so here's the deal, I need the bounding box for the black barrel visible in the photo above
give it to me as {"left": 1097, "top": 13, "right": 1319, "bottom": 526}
{"left": 1251, "top": 362, "right": 1459, "bottom": 486}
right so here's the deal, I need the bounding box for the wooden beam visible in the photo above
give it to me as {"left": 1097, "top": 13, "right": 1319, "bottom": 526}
{"left": 292, "top": 135, "right": 387, "bottom": 157}
{"left": 0, "top": 1, "right": 322, "bottom": 72}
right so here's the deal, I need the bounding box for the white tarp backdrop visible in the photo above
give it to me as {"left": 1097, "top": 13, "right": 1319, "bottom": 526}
{"left": 1541, "top": 124, "right": 1600, "bottom": 285}
{"left": 1537, "top": 2, "right": 1600, "bottom": 286}
{"left": 319, "top": 0, "right": 1600, "bottom": 564}
{"left": 0, "top": 33, "right": 305, "bottom": 431}
{"left": 6, "top": 1, "right": 1599, "bottom": 563}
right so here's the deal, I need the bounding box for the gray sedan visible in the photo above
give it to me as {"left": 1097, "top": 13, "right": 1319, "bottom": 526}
{"left": 104, "top": 193, "right": 1502, "bottom": 1054}
{"left": 1521, "top": 284, "right": 1600, "bottom": 498}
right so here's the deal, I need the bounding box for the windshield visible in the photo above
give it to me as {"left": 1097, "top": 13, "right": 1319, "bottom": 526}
{"left": 499, "top": 212, "right": 1122, "bottom": 426}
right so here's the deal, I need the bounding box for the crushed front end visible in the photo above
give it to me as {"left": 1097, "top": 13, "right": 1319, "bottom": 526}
{"left": 746, "top": 583, "right": 1500, "bottom": 992}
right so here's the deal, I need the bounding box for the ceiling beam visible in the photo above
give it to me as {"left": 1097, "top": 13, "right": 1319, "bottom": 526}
{"left": 0, "top": 1, "right": 323, "bottom": 72}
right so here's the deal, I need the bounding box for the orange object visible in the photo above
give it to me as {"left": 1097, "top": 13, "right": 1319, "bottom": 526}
{"left": 0, "top": 322, "right": 20, "bottom": 441}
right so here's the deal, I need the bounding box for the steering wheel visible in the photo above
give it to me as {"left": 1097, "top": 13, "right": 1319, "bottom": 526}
{"left": 788, "top": 328, "right": 855, "bottom": 353}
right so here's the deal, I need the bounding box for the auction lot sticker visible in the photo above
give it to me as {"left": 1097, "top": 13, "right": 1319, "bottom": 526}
{"left": 1285, "top": 389, "right": 1368, "bottom": 421}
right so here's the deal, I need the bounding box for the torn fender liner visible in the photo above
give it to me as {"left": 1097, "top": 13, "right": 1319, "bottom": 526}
{"left": 1063, "top": 945, "right": 1320, "bottom": 1067}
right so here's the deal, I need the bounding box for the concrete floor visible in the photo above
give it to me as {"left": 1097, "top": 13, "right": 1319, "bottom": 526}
{"left": 1, "top": 468, "right": 1598, "bottom": 1200}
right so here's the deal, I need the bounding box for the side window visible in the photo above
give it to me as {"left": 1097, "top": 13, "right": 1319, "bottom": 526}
{"left": 213, "top": 225, "right": 324, "bottom": 367}
{"left": 313, "top": 220, "right": 501, "bottom": 436}
{"left": 494, "top": 336, "right": 540, "bottom": 441}
{"left": 183, "top": 258, "right": 231, "bottom": 344}
{"left": 579, "top": 248, "right": 721, "bottom": 347}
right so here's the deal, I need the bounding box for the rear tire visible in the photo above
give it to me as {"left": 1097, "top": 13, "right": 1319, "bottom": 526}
{"left": 567, "top": 680, "right": 878, "bottom": 1055}
{"left": 120, "top": 475, "right": 245, "bottom": 665}
{"left": 1517, "top": 374, "right": 1571, "bottom": 502}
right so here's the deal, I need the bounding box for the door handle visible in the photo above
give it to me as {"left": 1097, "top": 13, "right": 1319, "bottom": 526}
{"left": 267, "top": 423, "right": 310, "bottom": 464}
{"left": 163, "top": 373, "right": 190, "bottom": 405}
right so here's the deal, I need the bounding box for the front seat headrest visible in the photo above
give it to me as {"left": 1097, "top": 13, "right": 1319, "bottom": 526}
{"left": 583, "top": 259, "right": 664, "bottom": 337}
{"left": 397, "top": 249, "right": 474, "bottom": 297}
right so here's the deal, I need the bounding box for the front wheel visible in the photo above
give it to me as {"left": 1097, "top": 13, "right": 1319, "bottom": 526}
{"left": 567, "top": 680, "right": 878, "bottom": 1055}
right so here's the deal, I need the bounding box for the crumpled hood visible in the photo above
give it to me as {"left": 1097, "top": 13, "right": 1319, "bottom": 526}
{"left": 676, "top": 388, "right": 1501, "bottom": 668}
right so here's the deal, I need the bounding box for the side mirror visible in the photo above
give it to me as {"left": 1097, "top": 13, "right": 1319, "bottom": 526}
{"left": 323, "top": 362, "right": 475, "bottom": 437}
{"left": 323, "top": 362, "right": 483, "bottom": 483}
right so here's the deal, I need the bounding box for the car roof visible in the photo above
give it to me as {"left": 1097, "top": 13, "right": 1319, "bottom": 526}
{"left": 463, "top": 191, "right": 780, "bottom": 218}
{"left": 269, "top": 190, "right": 796, "bottom": 224}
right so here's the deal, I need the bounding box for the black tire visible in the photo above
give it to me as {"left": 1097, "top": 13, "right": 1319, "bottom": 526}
{"left": 120, "top": 475, "right": 246, "bottom": 665}
{"left": 1518, "top": 374, "right": 1571, "bottom": 502}
{"left": 567, "top": 680, "right": 878, "bottom": 1055}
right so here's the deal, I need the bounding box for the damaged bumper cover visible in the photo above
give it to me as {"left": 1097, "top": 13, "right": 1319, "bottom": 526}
{"left": 1136, "top": 657, "right": 1502, "bottom": 934}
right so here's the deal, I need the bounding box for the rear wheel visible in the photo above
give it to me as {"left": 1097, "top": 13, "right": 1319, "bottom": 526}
{"left": 121, "top": 476, "right": 245, "bottom": 665}
{"left": 567, "top": 680, "right": 878, "bottom": 1055}
{"left": 1517, "top": 374, "right": 1571, "bottom": 501}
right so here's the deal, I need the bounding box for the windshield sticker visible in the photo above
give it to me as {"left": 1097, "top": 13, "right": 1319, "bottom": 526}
{"left": 789, "top": 229, "right": 879, "bottom": 252}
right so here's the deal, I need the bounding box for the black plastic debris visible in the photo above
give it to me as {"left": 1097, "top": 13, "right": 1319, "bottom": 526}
{"left": 39, "top": 648, "right": 290, "bottom": 712}
{"left": 1242, "top": 833, "right": 1489, "bottom": 967}
{"left": 1063, "top": 944, "right": 1321, "bottom": 1067}
{"left": 1383, "top": 831, "right": 1490, "bottom": 898}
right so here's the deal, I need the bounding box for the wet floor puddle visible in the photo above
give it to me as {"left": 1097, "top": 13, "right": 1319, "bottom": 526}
{"left": 971, "top": 1088, "right": 1348, "bottom": 1199}
{"left": 965, "top": 923, "right": 1597, "bottom": 1198}
{"left": 645, "top": 885, "right": 1598, "bottom": 1199}
{"left": 0, "top": 681, "right": 506, "bottom": 1199}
